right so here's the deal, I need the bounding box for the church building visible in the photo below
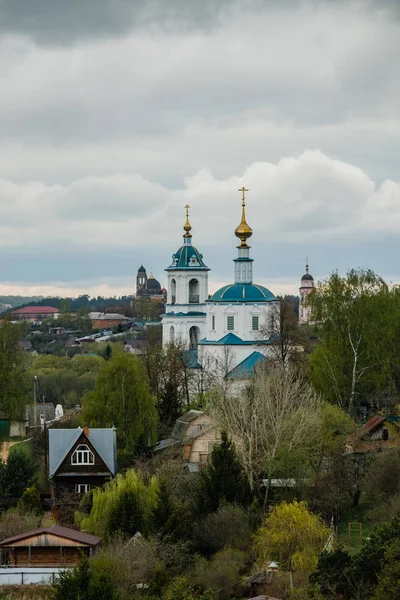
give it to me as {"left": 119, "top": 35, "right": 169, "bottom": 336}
{"left": 298, "top": 260, "right": 314, "bottom": 322}
{"left": 162, "top": 189, "right": 280, "bottom": 377}
{"left": 136, "top": 265, "right": 166, "bottom": 301}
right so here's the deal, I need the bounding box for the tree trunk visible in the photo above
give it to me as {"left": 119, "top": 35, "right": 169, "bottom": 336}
{"left": 289, "top": 569, "right": 294, "bottom": 590}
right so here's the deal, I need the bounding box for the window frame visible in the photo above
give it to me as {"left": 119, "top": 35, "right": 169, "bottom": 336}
{"left": 252, "top": 315, "right": 259, "bottom": 331}
{"left": 75, "top": 483, "right": 91, "bottom": 494}
{"left": 211, "top": 315, "right": 215, "bottom": 330}
{"left": 226, "top": 316, "right": 235, "bottom": 331}
{"left": 71, "top": 444, "right": 95, "bottom": 466}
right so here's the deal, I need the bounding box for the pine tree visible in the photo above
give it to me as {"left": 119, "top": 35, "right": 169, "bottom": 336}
{"left": 197, "top": 431, "right": 251, "bottom": 513}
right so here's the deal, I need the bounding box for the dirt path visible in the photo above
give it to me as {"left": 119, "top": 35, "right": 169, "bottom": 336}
{"left": 0, "top": 441, "right": 18, "bottom": 462}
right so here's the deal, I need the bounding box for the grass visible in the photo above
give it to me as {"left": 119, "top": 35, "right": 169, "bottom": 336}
{"left": 0, "top": 587, "right": 48, "bottom": 600}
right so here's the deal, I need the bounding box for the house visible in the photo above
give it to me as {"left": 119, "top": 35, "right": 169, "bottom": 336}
{"left": 19, "top": 340, "right": 33, "bottom": 352}
{"left": 345, "top": 414, "right": 400, "bottom": 454}
{"left": 11, "top": 306, "right": 59, "bottom": 322}
{"left": 123, "top": 339, "right": 146, "bottom": 355}
{"left": 48, "top": 425, "right": 117, "bottom": 503}
{"left": 155, "top": 410, "right": 221, "bottom": 471}
{"left": 0, "top": 525, "right": 101, "bottom": 568}
{"left": 89, "top": 312, "right": 130, "bottom": 330}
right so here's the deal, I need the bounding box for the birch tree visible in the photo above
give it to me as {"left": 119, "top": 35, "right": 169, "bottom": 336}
{"left": 309, "top": 269, "right": 393, "bottom": 415}
{"left": 210, "top": 364, "right": 320, "bottom": 501}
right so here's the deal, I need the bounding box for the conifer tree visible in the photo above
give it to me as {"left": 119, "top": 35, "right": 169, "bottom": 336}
{"left": 197, "top": 431, "right": 251, "bottom": 513}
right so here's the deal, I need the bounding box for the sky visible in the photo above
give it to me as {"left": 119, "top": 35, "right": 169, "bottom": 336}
{"left": 0, "top": 0, "right": 400, "bottom": 298}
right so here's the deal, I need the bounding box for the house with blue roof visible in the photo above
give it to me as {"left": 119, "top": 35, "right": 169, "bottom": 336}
{"left": 48, "top": 425, "right": 117, "bottom": 505}
{"left": 162, "top": 188, "right": 279, "bottom": 380}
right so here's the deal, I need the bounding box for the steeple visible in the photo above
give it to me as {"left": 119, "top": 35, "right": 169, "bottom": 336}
{"left": 183, "top": 204, "right": 192, "bottom": 243}
{"left": 234, "top": 187, "right": 254, "bottom": 284}
{"left": 235, "top": 187, "right": 253, "bottom": 248}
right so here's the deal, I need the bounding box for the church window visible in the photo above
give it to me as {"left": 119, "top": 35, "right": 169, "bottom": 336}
{"left": 71, "top": 444, "right": 94, "bottom": 465}
{"left": 252, "top": 316, "right": 259, "bottom": 331}
{"left": 212, "top": 315, "right": 215, "bottom": 330}
{"left": 171, "top": 279, "right": 176, "bottom": 304}
{"left": 169, "top": 326, "right": 175, "bottom": 343}
{"left": 227, "top": 316, "right": 235, "bottom": 331}
{"left": 189, "top": 279, "right": 200, "bottom": 304}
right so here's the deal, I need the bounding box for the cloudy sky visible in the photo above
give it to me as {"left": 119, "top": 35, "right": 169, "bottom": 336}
{"left": 0, "top": 0, "right": 400, "bottom": 298}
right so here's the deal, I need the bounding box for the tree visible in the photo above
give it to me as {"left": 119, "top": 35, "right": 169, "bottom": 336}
{"left": 0, "top": 318, "right": 29, "bottom": 420}
{"left": 310, "top": 547, "right": 354, "bottom": 599}
{"left": 76, "top": 469, "right": 159, "bottom": 538}
{"left": 372, "top": 541, "right": 400, "bottom": 600}
{"left": 254, "top": 500, "right": 330, "bottom": 590}
{"left": 211, "top": 364, "right": 320, "bottom": 498}
{"left": 197, "top": 431, "right": 251, "bottom": 513}
{"left": 260, "top": 295, "right": 307, "bottom": 367}
{"left": 309, "top": 269, "right": 395, "bottom": 415}
{"left": 0, "top": 446, "right": 36, "bottom": 510}
{"left": 81, "top": 352, "right": 158, "bottom": 453}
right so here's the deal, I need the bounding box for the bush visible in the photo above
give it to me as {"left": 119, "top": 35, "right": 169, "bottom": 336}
{"left": 194, "top": 503, "right": 251, "bottom": 555}
{"left": 0, "top": 509, "right": 40, "bottom": 542}
{"left": 17, "top": 486, "right": 43, "bottom": 516}
{"left": 190, "top": 547, "right": 246, "bottom": 599}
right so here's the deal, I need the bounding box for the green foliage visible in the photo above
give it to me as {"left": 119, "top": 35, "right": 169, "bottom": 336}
{"left": 81, "top": 352, "right": 158, "bottom": 452}
{"left": 50, "top": 555, "right": 120, "bottom": 600}
{"left": 17, "top": 485, "right": 42, "bottom": 516}
{"left": 76, "top": 469, "right": 159, "bottom": 538}
{"left": 190, "top": 547, "right": 246, "bottom": 599}
{"left": 104, "top": 343, "right": 112, "bottom": 361}
{"left": 351, "top": 516, "right": 400, "bottom": 591}
{"left": 197, "top": 431, "right": 251, "bottom": 513}
{"left": 163, "top": 577, "right": 213, "bottom": 600}
{"left": 0, "top": 508, "right": 40, "bottom": 542}
{"left": 372, "top": 540, "right": 400, "bottom": 600}
{"left": 309, "top": 269, "right": 399, "bottom": 414}
{"left": 0, "top": 319, "right": 29, "bottom": 420}
{"left": 194, "top": 503, "right": 252, "bottom": 555}
{"left": 254, "top": 501, "right": 330, "bottom": 588}
{"left": 0, "top": 446, "right": 36, "bottom": 509}
{"left": 310, "top": 547, "right": 354, "bottom": 599}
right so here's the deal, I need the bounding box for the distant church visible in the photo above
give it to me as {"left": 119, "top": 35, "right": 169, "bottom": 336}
{"left": 136, "top": 265, "right": 166, "bottom": 301}
{"left": 299, "top": 260, "right": 314, "bottom": 322}
{"left": 161, "top": 190, "right": 281, "bottom": 377}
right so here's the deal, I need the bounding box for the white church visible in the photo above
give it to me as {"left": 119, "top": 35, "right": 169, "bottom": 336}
{"left": 161, "top": 188, "right": 297, "bottom": 378}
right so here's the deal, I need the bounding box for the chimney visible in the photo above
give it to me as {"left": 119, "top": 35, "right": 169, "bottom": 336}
{"left": 83, "top": 423, "right": 90, "bottom": 437}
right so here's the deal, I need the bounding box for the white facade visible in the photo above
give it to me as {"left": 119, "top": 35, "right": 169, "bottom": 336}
{"left": 299, "top": 262, "right": 314, "bottom": 323}
{"left": 162, "top": 215, "right": 209, "bottom": 349}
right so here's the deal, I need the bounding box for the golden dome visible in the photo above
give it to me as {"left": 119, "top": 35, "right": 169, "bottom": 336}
{"left": 183, "top": 204, "right": 192, "bottom": 238}
{"left": 235, "top": 187, "right": 252, "bottom": 247}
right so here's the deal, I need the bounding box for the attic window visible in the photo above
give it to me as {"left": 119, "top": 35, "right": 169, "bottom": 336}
{"left": 72, "top": 444, "right": 94, "bottom": 465}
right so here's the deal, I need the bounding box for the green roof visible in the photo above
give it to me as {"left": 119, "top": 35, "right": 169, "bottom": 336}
{"left": 210, "top": 283, "right": 276, "bottom": 303}
{"left": 166, "top": 244, "right": 209, "bottom": 271}
{"left": 226, "top": 351, "right": 267, "bottom": 379}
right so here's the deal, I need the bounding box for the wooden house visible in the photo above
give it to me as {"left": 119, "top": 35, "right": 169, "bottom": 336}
{"left": 345, "top": 415, "right": 400, "bottom": 454}
{"left": 0, "top": 525, "right": 100, "bottom": 568}
{"left": 154, "top": 410, "right": 221, "bottom": 471}
{"left": 48, "top": 425, "right": 117, "bottom": 502}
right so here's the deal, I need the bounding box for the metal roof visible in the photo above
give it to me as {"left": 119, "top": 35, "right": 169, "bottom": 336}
{"left": 0, "top": 525, "right": 101, "bottom": 547}
{"left": 226, "top": 351, "right": 267, "bottom": 379}
{"left": 210, "top": 282, "right": 276, "bottom": 303}
{"left": 48, "top": 427, "right": 117, "bottom": 477}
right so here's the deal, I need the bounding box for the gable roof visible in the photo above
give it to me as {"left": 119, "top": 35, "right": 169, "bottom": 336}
{"left": 346, "top": 415, "right": 386, "bottom": 446}
{"left": 49, "top": 427, "right": 117, "bottom": 477}
{"left": 226, "top": 351, "right": 267, "bottom": 379}
{"left": 0, "top": 525, "right": 101, "bottom": 547}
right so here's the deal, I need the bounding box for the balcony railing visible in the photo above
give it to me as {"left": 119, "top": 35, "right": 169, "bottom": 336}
{"left": 189, "top": 295, "right": 200, "bottom": 304}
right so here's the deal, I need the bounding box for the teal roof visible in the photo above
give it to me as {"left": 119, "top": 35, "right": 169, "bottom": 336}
{"left": 226, "top": 351, "right": 267, "bottom": 379}
{"left": 210, "top": 283, "right": 276, "bottom": 303}
{"left": 164, "top": 312, "right": 206, "bottom": 317}
{"left": 166, "top": 244, "right": 209, "bottom": 271}
{"left": 198, "top": 333, "right": 271, "bottom": 346}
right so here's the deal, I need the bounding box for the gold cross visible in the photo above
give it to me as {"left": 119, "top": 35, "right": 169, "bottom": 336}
{"left": 238, "top": 186, "right": 249, "bottom": 206}
{"left": 185, "top": 204, "right": 190, "bottom": 218}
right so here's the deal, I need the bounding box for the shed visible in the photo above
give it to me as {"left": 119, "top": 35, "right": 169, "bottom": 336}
{"left": 0, "top": 525, "right": 101, "bottom": 568}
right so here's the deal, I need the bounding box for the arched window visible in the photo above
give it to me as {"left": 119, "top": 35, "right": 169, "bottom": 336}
{"left": 71, "top": 444, "right": 94, "bottom": 465}
{"left": 189, "top": 279, "right": 199, "bottom": 304}
{"left": 171, "top": 278, "right": 176, "bottom": 304}
{"left": 169, "top": 326, "right": 175, "bottom": 343}
{"left": 189, "top": 326, "right": 200, "bottom": 350}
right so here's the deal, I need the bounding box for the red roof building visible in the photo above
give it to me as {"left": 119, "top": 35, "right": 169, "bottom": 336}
{"left": 11, "top": 306, "right": 59, "bottom": 321}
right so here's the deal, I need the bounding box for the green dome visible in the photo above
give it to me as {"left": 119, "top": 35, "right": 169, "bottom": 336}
{"left": 166, "top": 244, "right": 209, "bottom": 271}
{"left": 210, "top": 283, "right": 276, "bottom": 303}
